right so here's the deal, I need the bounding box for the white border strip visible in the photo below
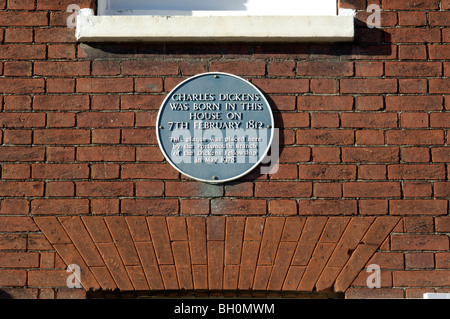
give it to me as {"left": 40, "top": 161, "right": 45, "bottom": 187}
{"left": 76, "top": 15, "right": 354, "bottom": 42}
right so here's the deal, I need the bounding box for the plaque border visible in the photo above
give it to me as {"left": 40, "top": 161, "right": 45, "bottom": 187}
{"left": 156, "top": 72, "right": 275, "bottom": 184}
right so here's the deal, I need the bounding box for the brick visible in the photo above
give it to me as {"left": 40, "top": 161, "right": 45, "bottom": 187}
{"left": 47, "top": 112, "right": 75, "bottom": 127}
{"left": 4, "top": 61, "right": 32, "bottom": 76}
{"left": 387, "top": 28, "right": 441, "bottom": 43}
{"left": 340, "top": 79, "right": 397, "bottom": 94}
{"left": 34, "top": 129, "right": 90, "bottom": 145}
{"left": 0, "top": 113, "right": 45, "bottom": 128}
{"left": 359, "top": 199, "right": 388, "bottom": 215}
{"left": 388, "top": 164, "right": 445, "bottom": 180}
{"left": 299, "top": 164, "right": 356, "bottom": 180}
{"left": 343, "top": 182, "right": 401, "bottom": 198}
{"left": 355, "top": 96, "right": 383, "bottom": 111}
{"left": 386, "top": 130, "right": 444, "bottom": 145}
{"left": 121, "top": 129, "right": 156, "bottom": 144}
{"left": 121, "top": 163, "right": 177, "bottom": 179}
{"left": 0, "top": 44, "right": 46, "bottom": 60}
{"left": 386, "top": 96, "right": 443, "bottom": 111}
{"left": 0, "top": 234, "right": 26, "bottom": 250}
{"left": 355, "top": 62, "right": 383, "bottom": 77}
{"left": 0, "top": 78, "right": 44, "bottom": 94}
{"left": 4, "top": 95, "right": 31, "bottom": 111}
{"left": 403, "top": 182, "right": 432, "bottom": 197}
{"left": 297, "top": 96, "right": 353, "bottom": 111}
{"left": 385, "top": 62, "right": 441, "bottom": 77}
{"left": 0, "top": 146, "right": 44, "bottom": 162}
{"left": 429, "top": 45, "right": 450, "bottom": 60}
{"left": 77, "top": 78, "right": 134, "bottom": 93}
{"left": 435, "top": 182, "right": 450, "bottom": 198}
{"left": 401, "top": 147, "right": 430, "bottom": 162}
{"left": 297, "top": 129, "right": 354, "bottom": 145}
{"left": 166, "top": 182, "right": 222, "bottom": 198}
{"left": 34, "top": 62, "right": 90, "bottom": 77}
{"left": 342, "top": 147, "right": 399, "bottom": 163}
{"left": 403, "top": 217, "right": 434, "bottom": 233}
{"left": 136, "top": 146, "right": 165, "bottom": 162}
{"left": 343, "top": 113, "right": 398, "bottom": 128}
{"left": 46, "top": 181, "right": 74, "bottom": 197}
{"left": 398, "top": 12, "right": 427, "bottom": 26}
{"left": 180, "top": 199, "right": 209, "bottom": 215}
{"left": 356, "top": 130, "right": 384, "bottom": 145}
{"left": 32, "top": 164, "right": 89, "bottom": 179}
{"left": 398, "top": 45, "right": 427, "bottom": 60}
{"left": 0, "top": 198, "right": 29, "bottom": 215}
{"left": 0, "top": 181, "right": 42, "bottom": 197}
{"left": 77, "top": 146, "right": 135, "bottom": 162}
{"left": 0, "top": 216, "right": 38, "bottom": 232}
{"left": 31, "top": 199, "right": 89, "bottom": 215}
{"left": 299, "top": 200, "right": 357, "bottom": 215}
{"left": 267, "top": 95, "right": 296, "bottom": 111}
{"left": 430, "top": 113, "right": 450, "bottom": 128}
{"left": 96, "top": 243, "right": 133, "bottom": 290}
{"left": 255, "top": 181, "right": 311, "bottom": 198}
{"left": 313, "top": 183, "right": 342, "bottom": 198}
{"left": 135, "top": 78, "right": 164, "bottom": 93}
{"left": 46, "top": 147, "right": 74, "bottom": 162}
{"left": 436, "top": 253, "right": 450, "bottom": 268}
{"left": 0, "top": 12, "right": 47, "bottom": 26}
{"left": 77, "top": 112, "right": 134, "bottom": 128}
{"left": 0, "top": 269, "right": 27, "bottom": 286}
{"left": 3, "top": 130, "right": 32, "bottom": 145}
{"left": 382, "top": 0, "right": 439, "bottom": 9}
{"left": 48, "top": 44, "right": 76, "bottom": 59}
{"left": 268, "top": 199, "right": 297, "bottom": 215}
{"left": 275, "top": 112, "right": 309, "bottom": 128}
{"left": 429, "top": 79, "right": 450, "bottom": 94}
{"left": 431, "top": 148, "right": 450, "bottom": 163}
{"left": 436, "top": 217, "right": 450, "bottom": 232}
{"left": 122, "top": 60, "right": 179, "bottom": 75}
{"left": 90, "top": 95, "right": 119, "bottom": 110}
{"left": 405, "top": 252, "right": 434, "bottom": 269}
{"left": 210, "top": 60, "right": 266, "bottom": 76}
{"left": 267, "top": 61, "right": 295, "bottom": 77}
{"left": 91, "top": 199, "right": 119, "bottom": 215}
{"left": 34, "top": 28, "right": 75, "bottom": 43}
{"left": 297, "top": 62, "right": 353, "bottom": 76}
{"left": 251, "top": 79, "right": 309, "bottom": 94}
{"left": 33, "top": 95, "right": 89, "bottom": 111}
{"left": 37, "top": 0, "right": 92, "bottom": 10}
{"left": 76, "top": 181, "right": 134, "bottom": 197}
{"left": 91, "top": 163, "right": 120, "bottom": 180}
{"left": 211, "top": 199, "right": 266, "bottom": 215}
{"left": 358, "top": 164, "right": 386, "bottom": 180}
{"left": 310, "top": 79, "right": 338, "bottom": 94}
{"left": 310, "top": 113, "right": 339, "bottom": 128}
{"left": 390, "top": 199, "right": 448, "bottom": 215}
{"left": 312, "top": 147, "right": 340, "bottom": 163}
{"left": 391, "top": 234, "right": 449, "bottom": 251}
{"left": 121, "top": 199, "right": 178, "bottom": 215}
{"left": 400, "top": 113, "right": 428, "bottom": 128}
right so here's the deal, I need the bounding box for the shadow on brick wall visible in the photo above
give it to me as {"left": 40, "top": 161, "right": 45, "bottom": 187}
{"left": 0, "top": 290, "right": 13, "bottom": 299}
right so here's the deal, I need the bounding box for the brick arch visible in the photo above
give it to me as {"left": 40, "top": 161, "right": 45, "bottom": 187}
{"left": 34, "top": 216, "right": 399, "bottom": 293}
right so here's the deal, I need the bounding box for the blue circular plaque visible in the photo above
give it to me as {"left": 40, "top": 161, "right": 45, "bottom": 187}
{"left": 156, "top": 72, "right": 274, "bottom": 183}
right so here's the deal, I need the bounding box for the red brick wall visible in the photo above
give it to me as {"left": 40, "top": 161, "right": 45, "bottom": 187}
{"left": 0, "top": 0, "right": 449, "bottom": 299}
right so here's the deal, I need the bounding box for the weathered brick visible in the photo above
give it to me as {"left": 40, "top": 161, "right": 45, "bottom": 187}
{"left": 31, "top": 199, "right": 89, "bottom": 215}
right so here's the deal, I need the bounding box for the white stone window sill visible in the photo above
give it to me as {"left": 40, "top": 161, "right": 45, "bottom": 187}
{"left": 75, "top": 10, "right": 354, "bottom": 43}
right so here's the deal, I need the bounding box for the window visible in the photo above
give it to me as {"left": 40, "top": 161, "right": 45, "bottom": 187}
{"left": 76, "top": 0, "right": 353, "bottom": 42}
{"left": 97, "top": 0, "right": 338, "bottom": 16}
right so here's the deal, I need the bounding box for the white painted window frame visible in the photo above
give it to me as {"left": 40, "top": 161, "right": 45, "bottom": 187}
{"left": 76, "top": 1, "right": 354, "bottom": 42}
